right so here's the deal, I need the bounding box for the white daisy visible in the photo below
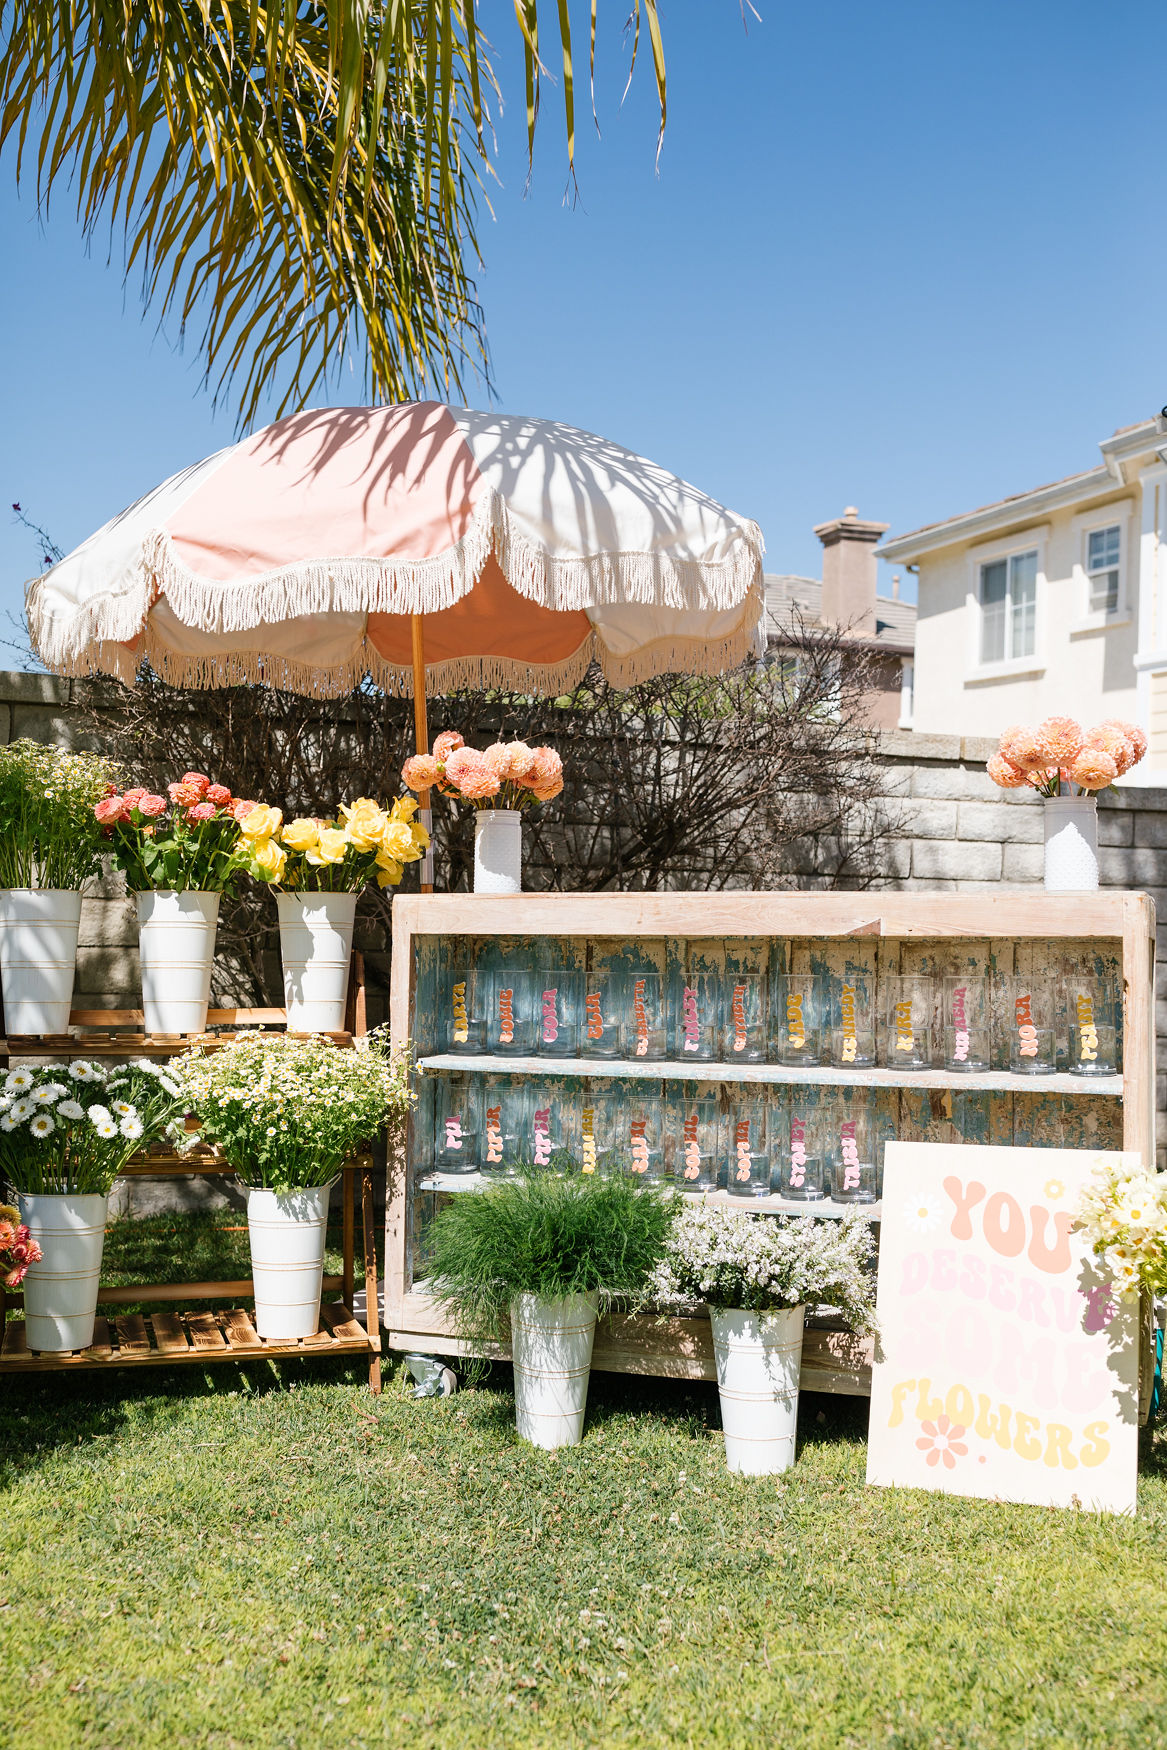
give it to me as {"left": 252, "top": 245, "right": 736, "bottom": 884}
{"left": 1, "top": 1112, "right": 21, "bottom": 1132}
{"left": 29, "top": 1113, "right": 55, "bottom": 1138}
{"left": 92, "top": 1119, "right": 118, "bottom": 1139}
{"left": 69, "top": 1060, "right": 104, "bottom": 1083}
{"left": 3, "top": 1070, "right": 33, "bottom": 1092}
{"left": 57, "top": 1100, "right": 85, "bottom": 1120}
{"left": 111, "top": 1100, "right": 134, "bottom": 1117}
{"left": 33, "top": 1083, "right": 67, "bottom": 1104}
{"left": 158, "top": 1076, "right": 180, "bottom": 1096}
{"left": 87, "top": 1104, "right": 113, "bottom": 1126}
{"left": 8, "top": 1097, "right": 35, "bottom": 1123}
{"left": 902, "top": 1192, "right": 944, "bottom": 1234}
{"left": 119, "top": 1116, "right": 144, "bottom": 1139}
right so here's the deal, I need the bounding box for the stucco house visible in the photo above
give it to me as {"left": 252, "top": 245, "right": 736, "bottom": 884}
{"left": 766, "top": 507, "right": 916, "bottom": 729}
{"left": 878, "top": 416, "right": 1167, "bottom": 779}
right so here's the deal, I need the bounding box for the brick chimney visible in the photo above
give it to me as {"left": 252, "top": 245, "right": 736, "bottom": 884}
{"left": 813, "top": 506, "right": 889, "bottom": 637}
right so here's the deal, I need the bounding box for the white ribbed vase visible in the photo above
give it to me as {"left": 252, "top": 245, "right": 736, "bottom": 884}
{"left": 1043, "top": 796, "right": 1100, "bottom": 892}
{"left": 510, "top": 1290, "right": 598, "bottom": 1449}
{"left": 276, "top": 891, "right": 356, "bottom": 1032}
{"left": 710, "top": 1304, "right": 806, "bottom": 1475}
{"left": 18, "top": 1192, "right": 108, "bottom": 1352}
{"left": 135, "top": 890, "right": 220, "bottom": 1034}
{"left": 0, "top": 889, "right": 82, "bottom": 1034}
{"left": 474, "top": 810, "right": 522, "bottom": 895}
{"left": 246, "top": 1184, "right": 330, "bottom": 1340}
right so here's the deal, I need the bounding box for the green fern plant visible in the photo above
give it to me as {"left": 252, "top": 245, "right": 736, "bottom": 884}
{"left": 426, "top": 1171, "right": 672, "bottom": 1343}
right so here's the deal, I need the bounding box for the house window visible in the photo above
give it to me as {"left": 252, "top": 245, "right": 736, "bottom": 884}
{"left": 979, "top": 548, "right": 1037, "bottom": 664}
{"left": 1086, "top": 524, "right": 1121, "bottom": 614}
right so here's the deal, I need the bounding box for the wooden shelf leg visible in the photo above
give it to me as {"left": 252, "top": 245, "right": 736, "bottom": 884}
{"left": 362, "top": 1160, "right": 382, "bottom": 1395}
{"left": 342, "top": 1165, "right": 355, "bottom": 1307}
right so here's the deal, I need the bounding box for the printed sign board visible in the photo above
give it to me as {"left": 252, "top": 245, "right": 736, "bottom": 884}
{"left": 867, "top": 1143, "right": 1139, "bottom": 1515}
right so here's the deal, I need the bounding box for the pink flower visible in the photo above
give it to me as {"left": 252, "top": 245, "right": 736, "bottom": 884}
{"left": 402, "top": 754, "right": 440, "bottom": 790}
{"left": 998, "top": 725, "right": 1049, "bottom": 773}
{"left": 137, "top": 794, "right": 167, "bottom": 818}
{"left": 432, "top": 730, "right": 465, "bottom": 762}
{"left": 4, "top": 1264, "right": 28, "bottom": 1288}
{"left": 0, "top": 1220, "right": 15, "bottom": 1249}
{"left": 987, "top": 752, "right": 1027, "bottom": 789}
{"left": 915, "top": 1414, "right": 968, "bottom": 1469}
{"left": 1083, "top": 724, "right": 1133, "bottom": 775}
{"left": 123, "top": 787, "right": 148, "bottom": 806}
{"left": 94, "top": 795, "right": 127, "bottom": 823}
{"left": 1032, "top": 716, "right": 1083, "bottom": 767}
{"left": 457, "top": 767, "right": 502, "bottom": 801}
{"left": 505, "top": 742, "right": 539, "bottom": 782}
{"left": 205, "top": 783, "right": 232, "bottom": 807}
{"left": 1069, "top": 746, "right": 1118, "bottom": 791}
{"left": 527, "top": 746, "right": 563, "bottom": 788}
{"left": 168, "top": 780, "right": 203, "bottom": 807}
{"left": 481, "top": 742, "right": 514, "bottom": 778}
{"left": 1100, "top": 718, "right": 1147, "bottom": 765}
{"left": 529, "top": 775, "right": 564, "bottom": 802}
{"left": 231, "top": 799, "right": 257, "bottom": 822}
{"left": 442, "top": 747, "right": 485, "bottom": 789}
{"left": 186, "top": 802, "right": 217, "bottom": 822}
{"left": 181, "top": 772, "right": 210, "bottom": 796}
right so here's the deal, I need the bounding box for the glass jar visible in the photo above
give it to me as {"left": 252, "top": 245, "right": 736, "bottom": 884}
{"left": 942, "top": 976, "right": 990, "bottom": 1073}
{"left": 623, "top": 972, "right": 667, "bottom": 1061}
{"left": 674, "top": 969, "right": 718, "bottom": 1062}
{"left": 779, "top": 1096, "right": 828, "bottom": 1202}
{"left": 580, "top": 973, "right": 623, "bottom": 1059}
{"left": 828, "top": 974, "right": 876, "bottom": 1068}
{"left": 773, "top": 972, "right": 823, "bottom": 1067}
{"left": 443, "top": 971, "right": 485, "bottom": 1053}
{"left": 1065, "top": 975, "right": 1119, "bottom": 1076}
{"left": 536, "top": 969, "right": 583, "bottom": 1057}
{"left": 480, "top": 1076, "right": 528, "bottom": 1175}
{"left": 721, "top": 971, "right": 768, "bottom": 1063}
{"left": 1008, "top": 976, "right": 1056, "bottom": 1074}
{"left": 620, "top": 1091, "right": 665, "bottom": 1182}
{"left": 882, "top": 975, "right": 934, "bottom": 1070}
{"left": 523, "top": 1080, "right": 574, "bottom": 1171}
{"left": 433, "top": 1076, "right": 482, "bottom": 1174}
{"left": 665, "top": 1089, "right": 720, "bottom": 1191}
{"left": 573, "top": 1087, "right": 620, "bottom": 1176}
{"left": 724, "top": 1097, "right": 773, "bottom": 1197}
{"left": 484, "top": 969, "right": 536, "bottom": 1056}
{"left": 828, "top": 1092, "right": 878, "bottom": 1204}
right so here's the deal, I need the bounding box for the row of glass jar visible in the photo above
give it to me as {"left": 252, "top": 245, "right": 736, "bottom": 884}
{"left": 441, "top": 968, "right": 1120, "bottom": 1075}
{"left": 428, "top": 1077, "right": 888, "bottom": 1203}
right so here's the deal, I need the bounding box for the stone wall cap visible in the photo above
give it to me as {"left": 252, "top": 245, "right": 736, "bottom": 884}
{"left": 0, "top": 669, "right": 70, "bottom": 705}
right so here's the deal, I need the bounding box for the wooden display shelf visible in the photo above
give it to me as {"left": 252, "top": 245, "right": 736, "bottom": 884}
{"left": 389, "top": 890, "right": 1157, "bottom": 1407}
{"left": 418, "top": 1052, "right": 1123, "bottom": 1098}
{"left": 415, "top": 1169, "right": 882, "bottom": 1220}
{"left": 0, "top": 1300, "right": 378, "bottom": 1372}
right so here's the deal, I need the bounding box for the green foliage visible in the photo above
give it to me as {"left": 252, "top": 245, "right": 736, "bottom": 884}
{"left": 178, "top": 1031, "right": 413, "bottom": 1190}
{"left": 427, "top": 1170, "right": 672, "bottom": 1339}
{"left": 0, "top": 740, "right": 117, "bottom": 890}
{"left": 1, "top": 1369, "right": 1166, "bottom": 1748}
{"left": 0, "top": 1058, "right": 185, "bottom": 1196}
{"left": 649, "top": 1203, "right": 878, "bottom": 1329}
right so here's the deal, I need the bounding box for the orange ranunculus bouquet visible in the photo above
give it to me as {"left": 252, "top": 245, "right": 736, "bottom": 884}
{"left": 401, "top": 732, "right": 564, "bottom": 812}
{"left": 988, "top": 717, "right": 1147, "bottom": 798}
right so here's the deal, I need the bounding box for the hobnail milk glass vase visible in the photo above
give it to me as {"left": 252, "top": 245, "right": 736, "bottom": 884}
{"left": 473, "top": 810, "right": 522, "bottom": 894}
{"left": 1043, "top": 796, "right": 1099, "bottom": 892}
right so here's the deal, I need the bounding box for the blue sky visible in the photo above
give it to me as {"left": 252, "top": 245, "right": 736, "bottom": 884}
{"left": 2, "top": 0, "right": 1165, "bottom": 628}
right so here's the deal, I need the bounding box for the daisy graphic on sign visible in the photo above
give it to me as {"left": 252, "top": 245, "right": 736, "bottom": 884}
{"left": 902, "top": 1192, "right": 943, "bottom": 1234}
{"left": 1043, "top": 1177, "right": 1066, "bottom": 1202}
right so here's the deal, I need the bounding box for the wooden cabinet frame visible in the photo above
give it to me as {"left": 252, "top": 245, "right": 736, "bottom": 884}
{"left": 387, "top": 891, "right": 1156, "bottom": 1399}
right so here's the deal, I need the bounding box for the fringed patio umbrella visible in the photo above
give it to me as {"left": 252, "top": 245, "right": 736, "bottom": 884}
{"left": 27, "top": 401, "right": 765, "bottom": 887}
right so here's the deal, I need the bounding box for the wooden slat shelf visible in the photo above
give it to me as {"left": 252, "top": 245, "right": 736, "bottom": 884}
{"left": 1, "top": 1031, "right": 354, "bottom": 1057}
{"left": 418, "top": 1053, "right": 1123, "bottom": 1098}
{"left": 0, "top": 1301, "right": 378, "bottom": 1372}
{"left": 415, "top": 1170, "right": 882, "bottom": 1220}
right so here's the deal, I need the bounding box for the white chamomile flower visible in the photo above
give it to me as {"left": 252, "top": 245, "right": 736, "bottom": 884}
{"left": 4, "top": 1070, "right": 33, "bottom": 1093}
{"left": 1, "top": 1112, "right": 20, "bottom": 1132}
{"left": 8, "top": 1097, "right": 35, "bottom": 1122}
{"left": 119, "top": 1116, "right": 143, "bottom": 1139}
{"left": 29, "top": 1113, "right": 55, "bottom": 1138}
{"left": 70, "top": 1060, "right": 105, "bottom": 1084}
{"left": 111, "top": 1100, "right": 134, "bottom": 1117}
{"left": 158, "top": 1076, "right": 180, "bottom": 1096}
{"left": 57, "top": 1099, "right": 85, "bottom": 1121}
{"left": 33, "top": 1083, "right": 67, "bottom": 1104}
{"left": 93, "top": 1119, "right": 118, "bottom": 1139}
{"left": 87, "top": 1104, "right": 112, "bottom": 1126}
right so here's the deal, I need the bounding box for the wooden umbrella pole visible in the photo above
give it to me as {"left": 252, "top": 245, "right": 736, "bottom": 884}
{"left": 411, "top": 614, "right": 434, "bottom": 893}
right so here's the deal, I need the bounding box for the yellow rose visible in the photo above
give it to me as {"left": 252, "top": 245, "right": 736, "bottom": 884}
{"left": 375, "top": 856, "right": 404, "bottom": 888}
{"left": 281, "top": 817, "right": 321, "bottom": 852}
{"left": 306, "top": 826, "right": 348, "bottom": 866}
{"left": 340, "top": 797, "right": 388, "bottom": 852}
{"left": 240, "top": 803, "right": 283, "bottom": 839}
{"left": 380, "top": 820, "right": 417, "bottom": 863}
{"left": 391, "top": 796, "right": 419, "bottom": 822}
{"left": 250, "top": 836, "right": 287, "bottom": 883}
{"left": 411, "top": 821, "right": 430, "bottom": 853}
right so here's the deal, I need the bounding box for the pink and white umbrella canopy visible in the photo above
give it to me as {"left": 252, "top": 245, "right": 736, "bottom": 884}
{"left": 27, "top": 403, "right": 765, "bottom": 697}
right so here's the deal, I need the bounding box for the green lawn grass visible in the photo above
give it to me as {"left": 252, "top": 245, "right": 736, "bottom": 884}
{"left": 2, "top": 1348, "right": 1166, "bottom": 1750}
